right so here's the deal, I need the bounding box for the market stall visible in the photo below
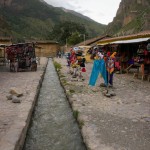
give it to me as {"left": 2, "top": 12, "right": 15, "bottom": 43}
{"left": 6, "top": 43, "right": 37, "bottom": 72}
{"left": 132, "top": 43, "right": 150, "bottom": 80}
{"left": 97, "top": 31, "right": 150, "bottom": 80}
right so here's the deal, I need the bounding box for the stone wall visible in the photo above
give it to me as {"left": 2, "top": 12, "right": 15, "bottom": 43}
{"left": 35, "top": 43, "right": 60, "bottom": 58}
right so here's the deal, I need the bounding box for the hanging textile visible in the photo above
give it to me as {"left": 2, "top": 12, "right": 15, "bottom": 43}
{"left": 89, "top": 59, "right": 107, "bottom": 86}
{"left": 107, "top": 58, "right": 115, "bottom": 74}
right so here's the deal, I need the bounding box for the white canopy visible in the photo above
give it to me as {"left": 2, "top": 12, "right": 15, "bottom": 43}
{"left": 111, "top": 37, "right": 150, "bottom": 44}
{"left": 98, "top": 37, "right": 150, "bottom": 45}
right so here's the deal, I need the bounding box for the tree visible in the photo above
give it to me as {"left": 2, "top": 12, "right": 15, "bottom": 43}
{"left": 68, "top": 31, "right": 81, "bottom": 45}
{"left": 50, "top": 21, "right": 88, "bottom": 45}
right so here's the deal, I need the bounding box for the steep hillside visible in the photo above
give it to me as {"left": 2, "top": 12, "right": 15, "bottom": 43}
{"left": 0, "top": 0, "right": 106, "bottom": 42}
{"left": 105, "top": 0, "right": 150, "bottom": 36}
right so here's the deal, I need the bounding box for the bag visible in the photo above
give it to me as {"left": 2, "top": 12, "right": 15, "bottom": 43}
{"left": 82, "top": 67, "right": 86, "bottom": 72}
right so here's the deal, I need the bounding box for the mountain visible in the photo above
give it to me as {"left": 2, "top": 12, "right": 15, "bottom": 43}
{"left": 0, "top": 0, "right": 106, "bottom": 42}
{"left": 61, "top": 8, "right": 94, "bottom": 22}
{"left": 105, "top": 0, "right": 150, "bottom": 36}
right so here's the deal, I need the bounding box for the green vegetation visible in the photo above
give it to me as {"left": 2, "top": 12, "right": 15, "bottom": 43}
{"left": 73, "top": 110, "right": 79, "bottom": 120}
{"left": 79, "top": 120, "right": 84, "bottom": 129}
{"left": 59, "top": 74, "right": 65, "bottom": 78}
{"left": 50, "top": 21, "right": 88, "bottom": 45}
{"left": 73, "top": 110, "right": 84, "bottom": 128}
{"left": 61, "top": 78, "right": 67, "bottom": 85}
{"left": 0, "top": 0, "right": 106, "bottom": 42}
{"left": 106, "top": 0, "right": 150, "bottom": 35}
{"left": 53, "top": 61, "right": 62, "bottom": 71}
{"left": 1, "top": 0, "right": 149, "bottom": 41}
{"left": 69, "top": 89, "right": 75, "bottom": 93}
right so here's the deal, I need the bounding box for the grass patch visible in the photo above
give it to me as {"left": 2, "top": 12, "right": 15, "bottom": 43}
{"left": 73, "top": 110, "right": 79, "bottom": 119}
{"left": 59, "top": 74, "right": 65, "bottom": 78}
{"left": 69, "top": 89, "right": 75, "bottom": 93}
{"left": 53, "top": 61, "right": 62, "bottom": 71}
{"left": 79, "top": 120, "right": 84, "bottom": 129}
{"left": 61, "top": 78, "right": 67, "bottom": 84}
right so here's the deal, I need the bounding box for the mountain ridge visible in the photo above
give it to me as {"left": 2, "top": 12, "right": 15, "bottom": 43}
{"left": 1, "top": 0, "right": 149, "bottom": 43}
{"left": 105, "top": 0, "right": 150, "bottom": 36}
{"left": 0, "top": 0, "right": 106, "bottom": 42}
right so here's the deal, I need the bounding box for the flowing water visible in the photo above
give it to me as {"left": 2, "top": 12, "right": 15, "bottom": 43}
{"left": 23, "top": 59, "right": 86, "bottom": 150}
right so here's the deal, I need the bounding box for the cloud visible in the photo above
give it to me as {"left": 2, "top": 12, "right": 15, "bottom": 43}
{"left": 44, "top": 0, "right": 121, "bottom": 24}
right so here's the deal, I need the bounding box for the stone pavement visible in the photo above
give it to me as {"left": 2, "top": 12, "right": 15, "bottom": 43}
{"left": 0, "top": 57, "right": 48, "bottom": 150}
{"left": 54, "top": 57, "right": 150, "bottom": 150}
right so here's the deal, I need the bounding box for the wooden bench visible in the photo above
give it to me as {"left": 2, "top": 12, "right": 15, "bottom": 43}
{"left": 133, "top": 73, "right": 150, "bottom": 81}
{"left": 126, "top": 64, "right": 140, "bottom": 74}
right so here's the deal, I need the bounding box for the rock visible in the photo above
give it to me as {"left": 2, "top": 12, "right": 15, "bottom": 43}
{"left": 78, "top": 79, "right": 82, "bottom": 82}
{"left": 100, "top": 83, "right": 107, "bottom": 87}
{"left": 109, "top": 92, "right": 116, "bottom": 96}
{"left": 71, "top": 78, "right": 78, "bottom": 81}
{"left": 12, "top": 95, "right": 21, "bottom": 103}
{"left": 102, "top": 90, "right": 108, "bottom": 95}
{"left": 143, "top": 117, "right": 150, "bottom": 122}
{"left": 6, "top": 94, "right": 13, "bottom": 100}
{"left": 108, "top": 84, "right": 113, "bottom": 88}
{"left": 10, "top": 87, "right": 23, "bottom": 97}
{"left": 104, "top": 93, "right": 111, "bottom": 97}
{"left": 117, "top": 100, "right": 122, "bottom": 104}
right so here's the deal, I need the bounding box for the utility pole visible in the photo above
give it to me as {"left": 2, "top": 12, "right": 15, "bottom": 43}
{"left": 83, "top": 34, "right": 85, "bottom": 46}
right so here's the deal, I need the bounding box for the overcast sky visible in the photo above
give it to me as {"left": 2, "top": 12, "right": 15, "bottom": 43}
{"left": 44, "top": 0, "right": 121, "bottom": 25}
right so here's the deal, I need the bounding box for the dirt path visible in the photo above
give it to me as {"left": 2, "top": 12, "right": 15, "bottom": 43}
{"left": 54, "top": 57, "right": 150, "bottom": 150}
{"left": 0, "top": 57, "right": 48, "bottom": 150}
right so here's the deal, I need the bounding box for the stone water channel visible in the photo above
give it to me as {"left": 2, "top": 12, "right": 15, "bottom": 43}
{"left": 23, "top": 59, "right": 86, "bottom": 150}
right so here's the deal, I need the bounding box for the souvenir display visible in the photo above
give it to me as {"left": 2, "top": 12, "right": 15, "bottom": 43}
{"left": 6, "top": 43, "right": 37, "bottom": 72}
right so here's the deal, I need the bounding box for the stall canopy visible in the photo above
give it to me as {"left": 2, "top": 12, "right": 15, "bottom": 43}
{"left": 111, "top": 37, "right": 150, "bottom": 44}
{"left": 98, "top": 37, "right": 150, "bottom": 45}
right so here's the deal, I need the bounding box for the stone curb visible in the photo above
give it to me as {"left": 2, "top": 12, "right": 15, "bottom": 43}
{"left": 54, "top": 65, "right": 89, "bottom": 150}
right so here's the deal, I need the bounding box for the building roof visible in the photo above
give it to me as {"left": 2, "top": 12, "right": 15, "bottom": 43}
{"left": 0, "top": 44, "right": 6, "bottom": 47}
{"left": 36, "top": 40, "right": 59, "bottom": 44}
{"left": 75, "top": 35, "right": 111, "bottom": 47}
{"left": 97, "top": 30, "right": 150, "bottom": 45}
{"left": 0, "top": 37, "right": 12, "bottom": 41}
